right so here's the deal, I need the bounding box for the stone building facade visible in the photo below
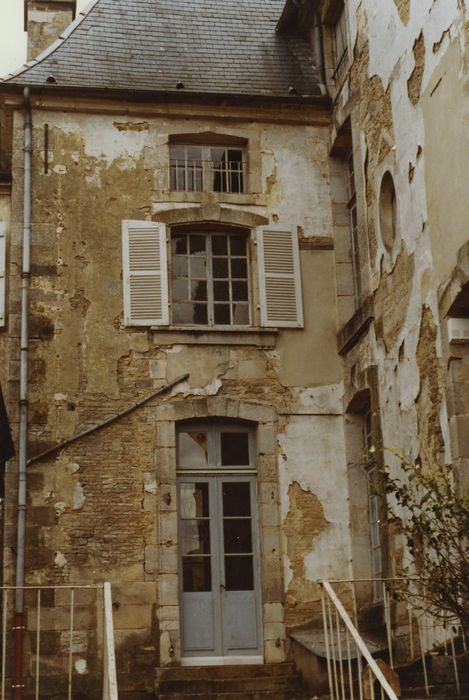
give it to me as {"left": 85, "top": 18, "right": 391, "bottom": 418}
{"left": 0, "top": 0, "right": 468, "bottom": 696}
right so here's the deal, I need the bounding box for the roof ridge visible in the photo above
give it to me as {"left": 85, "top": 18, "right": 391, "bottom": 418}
{"left": 1, "top": 0, "right": 101, "bottom": 84}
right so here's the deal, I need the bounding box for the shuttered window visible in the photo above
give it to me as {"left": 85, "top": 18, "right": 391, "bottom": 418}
{"left": 257, "top": 227, "right": 303, "bottom": 328}
{"left": 0, "top": 223, "right": 5, "bottom": 327}
{"left": 122, "top": 220, "right": 169, "bottom": 326}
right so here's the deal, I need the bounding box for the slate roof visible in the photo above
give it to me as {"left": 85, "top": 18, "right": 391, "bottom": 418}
{"left": 3, "top": 0, "right": 323, "bottom": 100}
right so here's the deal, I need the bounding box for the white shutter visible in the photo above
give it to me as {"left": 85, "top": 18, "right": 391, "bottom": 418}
{"left": 0, "top": 223, "right": 5, "bottom": 328}
{"left": 122, "top": 220, "right": 169, "bottom": 326}
{"left": 257, "top": 226, "right": 303, "bottom": 328}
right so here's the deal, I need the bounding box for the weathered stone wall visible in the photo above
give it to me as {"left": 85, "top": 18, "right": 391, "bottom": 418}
{"left": 1, "top": 100, "right": 351, "bottom": 689}
{"left": 26, "top": 1, "right": 76, "bottom": 61}
{"left": 329, "top": 0, "right": 468, "bottom": 587}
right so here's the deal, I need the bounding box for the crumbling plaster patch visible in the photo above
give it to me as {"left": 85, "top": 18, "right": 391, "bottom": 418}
{"left": 344, "top": 0, "right": 462, "bottom": 472}
{"left": 278, "top": 415, "right": 351, "bottom": 597}
{"left": 261, "top": 126, "right": 332, "bottom": 235}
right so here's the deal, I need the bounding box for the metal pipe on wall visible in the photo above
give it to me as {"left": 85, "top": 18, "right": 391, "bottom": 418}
{"left": 313, "top": 11, "right": 328, "bottom": 96}
{"left": 14, "top": 85, "right": 32, "bottom": 700}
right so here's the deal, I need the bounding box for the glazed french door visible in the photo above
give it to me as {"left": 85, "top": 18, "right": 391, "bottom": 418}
{"left": 178, "top": 475, "right": 262, "bottom": 659}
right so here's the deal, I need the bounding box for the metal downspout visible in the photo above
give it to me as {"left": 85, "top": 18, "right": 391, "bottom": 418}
{"left": 14, "top": 86, "right": 32, "bottom": 700}
{"left": 314, "top": 11, "right": 328, "bottom": 96}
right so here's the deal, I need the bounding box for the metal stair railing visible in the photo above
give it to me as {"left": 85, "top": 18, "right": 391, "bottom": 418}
{"left": 320, "top": 580, "right": 399, "bottom": 700}
{"left": 0, "top": 582, "right": 118, "bottom": 700}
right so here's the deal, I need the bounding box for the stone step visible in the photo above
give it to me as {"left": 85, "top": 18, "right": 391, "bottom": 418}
{"left": 158, "top": 674, "right": 302, "bottom": 694}
{"left": 156, "top": 662, "right": 296, "bottom": 682}
{"left": 155, "top": 663, "right": 308, "bottom": 699}
{"left": 156, "top": 693, "right": 308, "bottom": 700}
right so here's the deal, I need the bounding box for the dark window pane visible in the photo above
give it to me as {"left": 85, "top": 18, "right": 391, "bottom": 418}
{"left": 230, "top": 236, "right": 246, "bottom": 256}
{"left": 193, "top": 304, "right": 208, "bottom": 325}
{"left": 212, "top": 236, "right": 228, "bottom": 255}
{"left": 231, "top": 172, "right": 243, "bottom": 193}
{"left": 172, "top": 278, "right": 189, "bottom": 302}
{"left": 181, "top": 519, "right": 211, "bottom": 555}
{"left": 212, "top": 258, "right": 229, "bottom": 278}
{"left": 180, "top": 482, "right": 209, "bottom": 517}
{"left": 222, "top": 482, "right": 251, "bottom": 516}
{"left": 232, "top": 281, "right": 248, "bottom": 301}
{"left": 173, "top": 255, "right": 188, "bottom": 277}
{"left": 228, "top": 149, "right": 243, "bottom": 163}
{"left": 231, "top": 258, "right": 247, "bottom": 278}
{"left": 191, "top": 280, "right": 207, "bottom": 301}
{"left": 213, "top": 281, "right": 230, "bottom": 301}
{"left": 233, "top": 304, "right": 249, "bottom": 325}
{"left": 190, "top": 235, "right": 206, "bottom": 255}
{"left": 214, "top": 304, "right": 231, "bottom": 325}
{"left": 223, "top": 519, "right": 252, "bottom": 554}
{"left": 178, "top": 433, "right": 209, "bottom": 469}
{"left": 183, "top": 556, "right": 212, "bottom": 592}
{"left": 221, "top": 432, "right": 250, "bottom": 466}
{"left": 172, "top": 235, "right": 188, "bottom": 257}
{"left": 225, "top": 555, "right": 254, "bottom": 591}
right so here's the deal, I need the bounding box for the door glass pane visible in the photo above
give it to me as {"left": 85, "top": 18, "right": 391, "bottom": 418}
{"left": 181, "top": 519, "right": 211, "bottom": 555}
{"left": 222, "top": 482, "right": 251, "bottom": 516}
{"left": 183, "top": 556, "right": 212, "bottom": 592}
{"left": 221, "top": 433, "right": 250, "bottom": 466}
{"left": 225, "top": 555, "right": 254, "bottom": 591}
{"left": 178, "top": 431, "right": 209, "bottom": 468}
{"left": 180, "top": 483, "right": 209, "bottom": 518}
{"left": 223, "top": 519, "right": 252, "bottom": 553}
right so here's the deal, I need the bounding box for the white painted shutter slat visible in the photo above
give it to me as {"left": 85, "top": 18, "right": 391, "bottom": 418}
{"left": 0, "top": 223, "right": 5, "bottom": 327}
{"left": 122, "top": 220, "right": 169, "bottom": 326}
{"left": 257, "top": 227, "right": 303, "bottom": 328}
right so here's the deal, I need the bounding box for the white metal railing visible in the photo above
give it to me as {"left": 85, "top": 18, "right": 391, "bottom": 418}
{"left": 0, "top": 583, "right": 118, "bottom": 700}
{"left": 103, "top": 582, "right": 118, "bottom": 700}
{"left": 320, "top": 578, "right": 467, "bottom": 700}
{"left": 321, "top": 581, "right": 399, "bottom": 700}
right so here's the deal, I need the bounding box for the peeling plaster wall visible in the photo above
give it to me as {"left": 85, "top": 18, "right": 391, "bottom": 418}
{"left": 335, "top": 0, "right": 467, "bottom": 580}
{"left": 1, "top": 101, "right": 350, "bottom": 683}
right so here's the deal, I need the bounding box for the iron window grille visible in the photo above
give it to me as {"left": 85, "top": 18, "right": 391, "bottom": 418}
{"left": 170, "top": 145, "right": 246, "bottom": 194}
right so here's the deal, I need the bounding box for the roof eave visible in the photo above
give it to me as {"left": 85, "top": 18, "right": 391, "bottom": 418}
{"left": 0, "top": 82, "right": 331, "bottom": 109}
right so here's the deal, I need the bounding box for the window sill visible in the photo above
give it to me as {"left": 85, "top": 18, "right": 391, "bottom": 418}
{"left": 150, "top": 327, "right": 278, "bottom": 346}
{"left": 152, "top": 190, "right": 266, "bottom": 207}
{"left": 338, "top": 295, "right": 374, "bottom": 355}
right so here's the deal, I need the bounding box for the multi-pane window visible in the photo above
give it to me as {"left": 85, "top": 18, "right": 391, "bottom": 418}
{"left": 171, "top": 229, "right": 250, "bottom": 326}
{"left": 170, "top": 145, "right": 246, "bottom": 194}
{"left": 347, "top": 150, "right": 362, "bottom": 306}
{"left": 333, "top": 5, "right": 348, "bottom": 84}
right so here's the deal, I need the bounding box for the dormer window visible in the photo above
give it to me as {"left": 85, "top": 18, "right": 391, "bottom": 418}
{"left": 170, "top": 145, "right": 246, "bottom": 194}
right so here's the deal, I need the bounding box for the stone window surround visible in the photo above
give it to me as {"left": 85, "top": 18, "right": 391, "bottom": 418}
{"left": 153, "top": 128, "right": 264, "bottom": 207}
{"left": 150, "top": 204, "right": 272, "bottom": 336}
{"left": 154, "top": 396, "right": 285, "bottom": 667}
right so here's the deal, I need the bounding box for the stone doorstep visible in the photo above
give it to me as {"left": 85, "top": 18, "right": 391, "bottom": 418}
{"left": 157, "top": 675, "right": 302, "bottom": 693}
{"left": 155, "top": 662, "right": 296, "bottom": 682}
{"left": 155, "top": 662, "right": 308, "bottom": 699}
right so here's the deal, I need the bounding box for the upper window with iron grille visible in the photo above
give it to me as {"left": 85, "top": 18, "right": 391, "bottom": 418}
{"left": 170, "top": 145, "right": 246, "bottom": 194}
